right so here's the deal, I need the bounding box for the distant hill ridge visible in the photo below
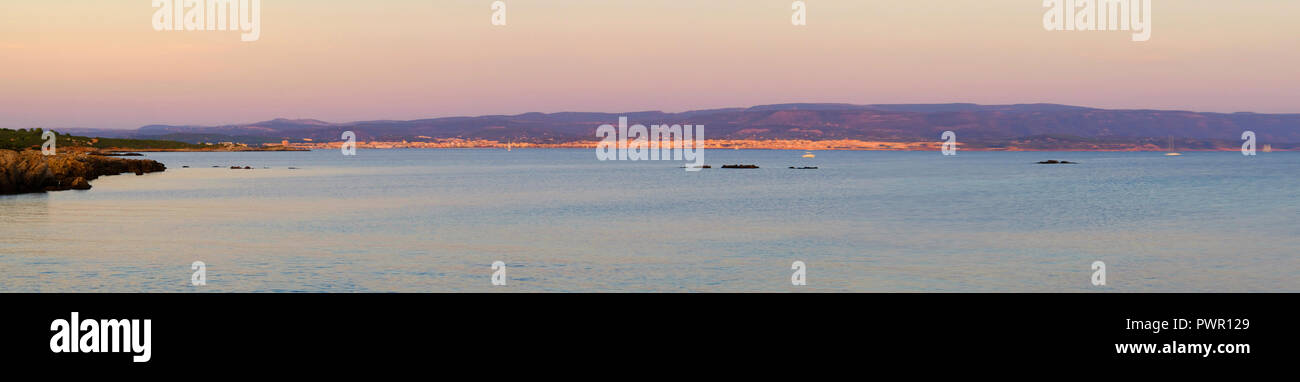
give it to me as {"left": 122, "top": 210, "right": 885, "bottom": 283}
{"left": 57, "top": 103, "right": 1300, "bottom": 146}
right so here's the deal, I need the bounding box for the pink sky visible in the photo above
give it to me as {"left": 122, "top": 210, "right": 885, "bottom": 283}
{"left": 1, "top": 0, "right": 1297, "bottom": 129}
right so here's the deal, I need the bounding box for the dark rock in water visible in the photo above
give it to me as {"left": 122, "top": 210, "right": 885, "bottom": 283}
{"left": 0, "top": 149, "right": 165, "bottom": 194}
{"left": 68, "top": 177, "right": 91, "bottom": 190}
{"left": 1037, "top": 160, "right": 1077, "bottom": 164}
{"left": 789, "top": 166, "right": 819, "bottom": 169}
{"left": 721, "top": 164, "right": 759, "bottom": 169}
{"left": 182, "top": 166, "right": 190, "bottom": 168}
{"left": 95, "top": 152, "right": 144, "bottom": 157}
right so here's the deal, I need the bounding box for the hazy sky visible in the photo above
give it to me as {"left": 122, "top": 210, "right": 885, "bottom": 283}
{"left": 2, "top": 0, "right": 1297, "bottom": 129}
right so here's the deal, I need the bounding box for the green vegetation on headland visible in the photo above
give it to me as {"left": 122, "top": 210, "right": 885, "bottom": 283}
{"left": 1, "top": 128, "right": 212, "bottom": 151}
{"left": 1, "top": 128, "right": 306, "bottom": 151}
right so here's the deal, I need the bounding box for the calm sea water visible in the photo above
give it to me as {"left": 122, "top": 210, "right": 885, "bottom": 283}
{"left": 1, "top": 149, "right": 1296, "bottom": 292}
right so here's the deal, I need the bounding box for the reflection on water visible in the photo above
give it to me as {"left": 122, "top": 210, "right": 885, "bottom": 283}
{"left": 1, "top": 149, "right": 1297, "bottom": 292}
{"left": 0, "top": 193, "right": 50, "bottom": 225}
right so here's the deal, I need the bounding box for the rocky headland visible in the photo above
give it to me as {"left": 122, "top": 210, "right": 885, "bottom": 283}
{"left": 0, "top": 149, "right": 166, "bottom": 194}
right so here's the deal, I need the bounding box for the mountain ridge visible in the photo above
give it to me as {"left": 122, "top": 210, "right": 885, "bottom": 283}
{"left": 52, "top": 103, "right": 1300, "bottom": 148}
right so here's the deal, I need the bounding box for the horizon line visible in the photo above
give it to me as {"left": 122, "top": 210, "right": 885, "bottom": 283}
{"left": 24, "top": 102, "right": 1300, "bottom": 131}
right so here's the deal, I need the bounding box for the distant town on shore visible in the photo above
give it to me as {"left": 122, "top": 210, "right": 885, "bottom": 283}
{"left": 23, "top": 103, "right": 1300, "bottom": 151}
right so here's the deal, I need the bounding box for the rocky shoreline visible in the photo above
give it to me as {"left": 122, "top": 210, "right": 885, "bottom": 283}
{"left": 0, "top": 149, "right": 166, "bottom": 194}
{"left": 100, "top": 146, "right": 308, "bottom": 152}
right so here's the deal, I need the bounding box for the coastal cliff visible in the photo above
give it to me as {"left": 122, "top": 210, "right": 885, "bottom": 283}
{"left": 0, "top": 149, "right": 166, "bottom": 194}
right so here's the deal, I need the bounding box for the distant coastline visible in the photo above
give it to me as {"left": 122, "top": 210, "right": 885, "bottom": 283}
{"left": 2, "top": 128, "right": 308, "bottom": 153}
{"left": 53, "top": 103, "right": 1299, "bottom": 152}
{"left": 99, "top": 145, "right": 309, "bottom": 153}
{"left": 279, "top": 139, "right": 1287, "bottom": 152}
